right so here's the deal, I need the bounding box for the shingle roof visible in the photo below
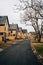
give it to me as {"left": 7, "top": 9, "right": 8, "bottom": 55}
{"left": 22, "top": 29, "right": 27, "bottom": 33}
{"left": 9, "top": 24, "right": 18, "bottom": 30}
{"left": 0, "top": 16, "right": 9, "bottom": 26}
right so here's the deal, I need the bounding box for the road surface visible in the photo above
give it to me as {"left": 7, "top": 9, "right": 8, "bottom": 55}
{"left": 0, "top": 39, "right": 42, "bottom": 65}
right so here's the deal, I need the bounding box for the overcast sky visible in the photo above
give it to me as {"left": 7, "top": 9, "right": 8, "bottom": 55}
{"left": 0, "top": 0, "right": 35, "bottom": 32}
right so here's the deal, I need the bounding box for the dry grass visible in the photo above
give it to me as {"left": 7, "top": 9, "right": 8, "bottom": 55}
{"left": 0, "top": 39, "right": 23, "bottom": 49}
{"left": 0, "top": 43, "right": 11, "bottom": 49}
{"left": 31, "top": 42, "right": 43, "bottom": 64}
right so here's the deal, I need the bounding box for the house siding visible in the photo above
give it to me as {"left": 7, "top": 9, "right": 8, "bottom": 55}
{"left": 17, "top": 32, "right": 22, "bottom": 38}
{"left": 0, "top": 16, "right": 9, "bottom": 42}
{"left": 0, "top": 26, "right": 5, "bottom": 32}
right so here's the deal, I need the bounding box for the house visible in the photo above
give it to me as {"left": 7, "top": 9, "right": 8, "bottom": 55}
{"left": 28, "top": 32, "right": 36, "bottom": 41}
{"left": 9, "top": 24, "right": 19, "bottom": 40}
{"left": 0, "top": 16, "right": 9, "bottom": 42}
{"left": 17, "top": 27, "right": 22, "bottom": 39}
{"left": 22, "top": 29, "right": 27, "bottom": 39}
{"left": 29, "top": 32, "right": 36, "bottom": 39}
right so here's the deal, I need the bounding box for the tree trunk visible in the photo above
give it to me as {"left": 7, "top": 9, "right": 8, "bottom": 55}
{"left": 37, "top": 32, "right": 41, "bottom": 42}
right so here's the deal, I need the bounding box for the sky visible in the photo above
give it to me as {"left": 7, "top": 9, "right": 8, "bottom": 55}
{"left": 0, "top": 0, "right": 35, "bottom": 32}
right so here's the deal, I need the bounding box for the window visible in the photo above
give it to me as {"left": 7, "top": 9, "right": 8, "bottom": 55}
{"left": 0, "top": 33, "right": 3, "bottom": 35}
{"left": 11, "top": 31, "right": 12, "bottom": 33}
{"left": 13, "top": 34, "right": 16, "bottom": 36}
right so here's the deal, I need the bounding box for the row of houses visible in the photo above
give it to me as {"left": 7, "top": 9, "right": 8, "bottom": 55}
{"left": 0, "top": 16, "right": 27, "bottom": 42}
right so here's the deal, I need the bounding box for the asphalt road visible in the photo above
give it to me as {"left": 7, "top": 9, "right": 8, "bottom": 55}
{"left": 0, "top": 39, "right": 42, "bottom": 65}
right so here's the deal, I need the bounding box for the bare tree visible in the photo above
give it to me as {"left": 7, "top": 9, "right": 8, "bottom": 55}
{"left": 14, "top": 0, "right": 43, "bottom": 42}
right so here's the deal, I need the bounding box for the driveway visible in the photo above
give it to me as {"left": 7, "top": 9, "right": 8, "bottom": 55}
{"left": 0, "top": 39, "right": 42, "bottom": 65}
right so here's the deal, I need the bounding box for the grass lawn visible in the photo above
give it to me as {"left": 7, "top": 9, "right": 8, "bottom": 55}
{"left": 32, "top": 38, "right": 43, "bottom": 43}
{"left": 0, "top": 39, "right": 23, "bottom": 49}
{"left": 34, "top": 45, "right": 43, "bottom": 64}
{"left": 0, "top": 43, "right": 11, "bottom": 49}
{"left": 31, "top": 38, "right": 43, "bottom": 64}
{"left": 32, "top": 39, "right": 39, "bottom": 43}
{"left": 34, "top": 45, "right": 43, "bottom": 56}
{"left": 32, "top": 39, "right": 43, "bottom": 64}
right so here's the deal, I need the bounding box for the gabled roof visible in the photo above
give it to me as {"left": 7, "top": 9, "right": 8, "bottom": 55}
{"left": 18, "top": 27, "right": 22, "bottom": 32}
{"left": 0, "top": 16, "right": 9, "bottom": 26}
{"left": 9, "top": 24, "right": 18, "bottom": 30}
{"left": 22, "top": 29, "right": 27, "bottom": 33}
{"left": 30, "top": 32, "right": 36, "bottom": 35}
